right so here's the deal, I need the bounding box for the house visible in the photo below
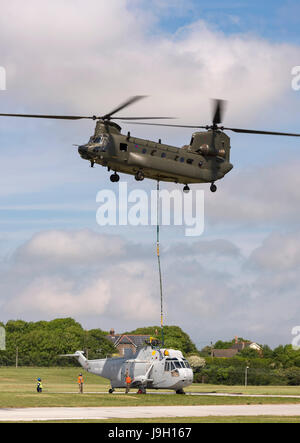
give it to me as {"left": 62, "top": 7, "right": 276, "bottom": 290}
{"left": 212, "top": 337, "right": 263, "bottom": 358}
{"left": 106, "top": 329, "right": 151, "bottom": 356}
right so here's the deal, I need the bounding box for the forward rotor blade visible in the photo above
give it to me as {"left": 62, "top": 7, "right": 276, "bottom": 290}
{"left": 122, "top": 121, "right": 206, "bottom": 128}
{"left": 114, "top": 117, "right": 176, "bottom": 120}
{"left": 102, "top": 95, "right": 147, "bottom": 120}
{"left": 225, "top": 127, "right": 300, "bottom": 137}
{"left": 212, "top": 99, "right": 226, "bottom": 125}
{"left": 0, "top": 113, "right": 93, "bottom": 120}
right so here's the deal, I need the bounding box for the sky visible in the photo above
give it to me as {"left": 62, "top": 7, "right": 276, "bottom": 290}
{"left": 0, "top": 0, "right": 300, "bottom": 349}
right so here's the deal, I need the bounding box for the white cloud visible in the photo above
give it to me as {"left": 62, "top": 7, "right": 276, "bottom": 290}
{"left": 14, "top": 229, "right": 126, "bottom": 265}
{"left": 248, "top": 231, "right": 300, "bottom": 271}
{"left": 5, "top": 276, "right": 111, "bottom": 317}
{"left": 1, "top": 230, "right": 159, "bottom": 322}
{"left": 205, "top": 157, "right": 300, "bottom": 225}
{"left": 0, "top": 0, "right": 298, "bottom": 125}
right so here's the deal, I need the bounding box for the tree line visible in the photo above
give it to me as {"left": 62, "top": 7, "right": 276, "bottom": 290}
{"left": 192, "top": 340, "right": 300, "bottom": 386}
{"left": 0, "top": 319, "right": 197, "bottom": 367}
{"left": 1, "top": 318, "right": 300, "bottom": 386}
{"left": 0, "top": 318, "right": 115, "bottom": 367}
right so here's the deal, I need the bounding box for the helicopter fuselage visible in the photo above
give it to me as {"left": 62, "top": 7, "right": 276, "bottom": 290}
{"left": 78, "top": 121, "right": 233, "bottom": 186}
{"left": 71, "top": 346, "right": 194, "bottom": 393}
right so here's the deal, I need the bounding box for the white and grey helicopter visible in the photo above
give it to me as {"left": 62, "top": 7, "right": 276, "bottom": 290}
{"left": 63, "top": 341, "right": 194, "bottom": 394}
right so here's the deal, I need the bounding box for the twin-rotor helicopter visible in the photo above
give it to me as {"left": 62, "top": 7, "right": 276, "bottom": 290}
{"left": 1, "top": 95, "right": 300, "bottom": 193}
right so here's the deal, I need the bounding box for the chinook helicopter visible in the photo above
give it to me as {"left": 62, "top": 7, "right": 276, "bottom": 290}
{"left": 62, "top": 340, "right": 194, "bottom": 395}
{"left": 1, "top": 96, "right": 300, "bottom": 193}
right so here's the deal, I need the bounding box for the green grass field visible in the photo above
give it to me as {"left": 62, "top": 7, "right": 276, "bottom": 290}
{"left": 1, "top": 367, "right": 300, "bottom": 423}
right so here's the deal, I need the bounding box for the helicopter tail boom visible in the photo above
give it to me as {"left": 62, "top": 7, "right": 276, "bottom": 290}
{"left": 59, "top": 351, "right": 88, "bottom": 369}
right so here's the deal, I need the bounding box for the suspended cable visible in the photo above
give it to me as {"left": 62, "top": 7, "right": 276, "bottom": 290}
{"left": 156, "top": 181, "right": 164, "bottom": 346}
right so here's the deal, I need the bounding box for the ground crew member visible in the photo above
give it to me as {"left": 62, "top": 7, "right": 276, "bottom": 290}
{"left": 125, "top": 370, "right": 132, "bottom": 394}
{"left": 78, "top": 373, "right": 84, "bottom": 394}
{"left": 36, "top": 378, "right": 43, "bottom": 393}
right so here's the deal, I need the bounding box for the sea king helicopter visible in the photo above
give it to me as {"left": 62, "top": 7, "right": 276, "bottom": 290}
{"left": 62, "top": 338, "right": 194, "bottom": 394}
{"left": 1, "top": 95, "right": 300, "bottom": 193}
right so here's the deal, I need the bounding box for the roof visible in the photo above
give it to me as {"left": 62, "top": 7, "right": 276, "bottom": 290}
{"left": 231, "top": 342, "right": 250, "bottom": 351}
{"left": 212, "top": 349, "right": 238, "bottom": 358}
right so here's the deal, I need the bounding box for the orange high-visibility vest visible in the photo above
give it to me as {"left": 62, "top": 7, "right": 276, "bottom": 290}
{"left": 126, "top": 376, "right": 132, "bottom": 385}
{"left": 78, "top": 376, "right": 84, "bottom": 384}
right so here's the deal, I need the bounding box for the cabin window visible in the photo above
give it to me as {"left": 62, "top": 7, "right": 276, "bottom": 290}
{"left": 161, "top": 152, "right": 166, "bottom": 158}
{"left": 120, "top": 143, "right": 128, "bottom": 152}
{"left": 142, "top": 148, "right": 147, "bottom": 154}
{"left": 198, "top": 161, "right": 203, "bottom": 167}
{"left": 187, "top": 159, "right": 194, "bottom": 165}
{"left": 180, "top": 157, "right": 185, "bottom": 163}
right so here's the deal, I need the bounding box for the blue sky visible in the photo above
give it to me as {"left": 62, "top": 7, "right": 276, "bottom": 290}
{"left": 138, "top": 0, "right": 300, "bottom": 44}
{"left": 0, "top": 0, "right": 299, "bottom": 348}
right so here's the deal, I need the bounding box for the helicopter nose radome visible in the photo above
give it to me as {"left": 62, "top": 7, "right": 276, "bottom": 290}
{"left": 179, "top": 368, "right": 194, "bottom": 386}
{"left": 78, "top": 145, "right": 91, "bottom": 160}
{"left": 78, "top": 145, "right": 87, "bottom": 155}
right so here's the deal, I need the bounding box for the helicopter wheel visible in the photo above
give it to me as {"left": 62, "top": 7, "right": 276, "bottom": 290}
{"left": 176, "top": 389, "right": 186, "bottom": 395}
{"left": 110, "top": 173, "right": 120, "bottom": 183}
{"left": 108, "top": 388, "right": 115, "bottom": 394}
{"left": 183, "top": 185, "right": 190, "bottom": 194}
{"left": 135, "top": 171, "right": 145, "bottom": 181}
{"left": 210, "top": 183, "right": 217, "bottom": 193}
{"left": 137, "top": 387, "right": 147, "bottom": 394}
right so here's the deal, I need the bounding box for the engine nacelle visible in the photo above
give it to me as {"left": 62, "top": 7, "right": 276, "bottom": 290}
{"left": 198, "top": 144, "right": 226, "bottom": 158}
{"left": 190, "top": 130, "right": 231, "bottom": 160}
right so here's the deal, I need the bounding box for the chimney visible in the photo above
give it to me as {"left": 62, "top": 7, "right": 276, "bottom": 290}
{"left": 110, "top": 328, "right": 115, "bottom": 337}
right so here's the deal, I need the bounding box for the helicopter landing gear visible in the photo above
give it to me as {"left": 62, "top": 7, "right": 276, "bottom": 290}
{"left": 176, "top": 389, "right": 186, "bottom": 395}
{"left": 135, "top": 171, "right": 145, "bottom": 181}
{"left": 108, "top": 388, "right": 115, "bottom": 394}
{"left": 137, "top": 388, "right": 147, "bottom": 394}
{"left": 210, "top": 183, "right": 217, "bottom": 193}
{"left": 110, "top": 172, "right": 120, "bottom": 183}
{"left": 183, "top": 185, "right": 190, "bottom": 193}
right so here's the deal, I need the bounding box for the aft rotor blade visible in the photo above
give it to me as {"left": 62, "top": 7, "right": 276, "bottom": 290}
{"left": 212, "top": 99, "right": 226, "bottom": 125}
{"left": 0, "top": 113, "right": 93, "bottom": 120}
{"left": 102, "top": 95, "right": 147, "bottom": 120}
{"left": 225, "top": 127, "right": 300, "bottom": 137}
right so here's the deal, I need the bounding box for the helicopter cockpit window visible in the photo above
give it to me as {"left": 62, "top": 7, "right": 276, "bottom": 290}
{"left": 89, "top": 136, "right": 109, "bottom": 151}
{"left": 183, "top": 359, "right": 191, "bottom": 369}
{"left": 99, "top": 136, "right": 109, "bottom": 150}
{"left": 165, "top": 360, "right": 177, "bottom": 371}
{"left": 120, "top": 143, "right": 128, "bottom": 152}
